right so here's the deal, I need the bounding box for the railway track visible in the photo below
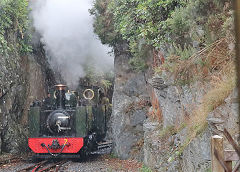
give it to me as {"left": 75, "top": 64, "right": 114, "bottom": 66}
{"left": 17, "top": 160, "right": 69, "bottom": 172}
{"left": 0, "top": 157, "right": 23, "bottom": 167}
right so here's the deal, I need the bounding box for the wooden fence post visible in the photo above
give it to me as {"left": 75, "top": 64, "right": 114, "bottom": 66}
{"left": 211, "top": 135, "right": 225, "bottom": 172}
{"left": 225, "top": 150, "right": 235, "bottom": 171}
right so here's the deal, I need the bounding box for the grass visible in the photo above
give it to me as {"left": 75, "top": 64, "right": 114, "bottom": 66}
{"left": 174, "top": 38, "right": 233, "bottom": 83}
{"left": 188, "top": 74, "right": 235, "bottom": 138}
{"left": 155, "top": 37, "right": 235, "bottom": 87}
{"left": 154, "top": 36, "right": 236, "bottom": 163}
{"left": 171, "top": 74, "right": 236, "bottom": 156}
{"left": 170, "top": 36, "right": 235, "bottom": 145}
{"left": 158, "top": 122, "right": 187, "bottom": 139}
{"left": 109, "top": 152, "right": 118, "bottom": 159}
{"left": 178, "top": 136, "right": 191, "bottom": 155}
{"left": 150, "top": 29, "right": 236, "bottom": 169}
{"left": 140, "top": 165, "right": 152, "bottom": 172}
{"left": 158, "top": 125, "right": 177, "bottom": 139}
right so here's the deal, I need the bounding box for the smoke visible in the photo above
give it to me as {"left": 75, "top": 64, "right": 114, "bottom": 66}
{"left": 30, "top": 0, "right": 113, "bottom": 89}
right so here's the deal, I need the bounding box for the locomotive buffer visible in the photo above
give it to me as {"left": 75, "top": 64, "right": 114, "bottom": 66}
{"left": 91, "top": 141, "right": 113, "bottom": 155}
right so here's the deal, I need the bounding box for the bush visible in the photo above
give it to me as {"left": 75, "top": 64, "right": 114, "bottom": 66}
{"left": 90, "top": 0, "right": 121, "bottom": 46}
{"left": 91, "top": 0, "right": 232, "bottom": 71}
{"left": 0, "top": 0, "right": 32, "bottom": 56}
{"left": 168, "top": 43, "right": 197, "bottom": 60}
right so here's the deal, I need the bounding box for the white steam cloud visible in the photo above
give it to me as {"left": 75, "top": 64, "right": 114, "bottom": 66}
{"left": 30, "top": 0, "right": 113, "bottom": 88}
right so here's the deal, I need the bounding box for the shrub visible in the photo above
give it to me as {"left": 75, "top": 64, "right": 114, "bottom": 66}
{"left": 91, "top": 0, "right": 232, "bottom": 72}
{"left": 0, "top": 0, "right": 32, "bottom": 56}
{"left": 90, "top": 0, "right": 121, "bottom": 46}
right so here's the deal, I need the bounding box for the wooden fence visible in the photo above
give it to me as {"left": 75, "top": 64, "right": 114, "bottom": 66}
{"left": 211, "top": 129, "right": 240, "bottom": 172}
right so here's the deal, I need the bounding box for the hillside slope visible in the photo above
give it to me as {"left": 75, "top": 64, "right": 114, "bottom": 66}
{"left": 91, "top": 0, "right": 237, "bottom": 171}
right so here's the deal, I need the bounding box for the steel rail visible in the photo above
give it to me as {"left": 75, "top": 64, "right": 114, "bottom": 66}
{"left": 17, "top": 160, "right": 48, "bottom": 172}
{"left": 37, "top": 160, "right": 67, "bottom": 172}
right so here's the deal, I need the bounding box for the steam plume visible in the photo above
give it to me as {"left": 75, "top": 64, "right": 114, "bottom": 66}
{"left": 30, "top": 0, "right": 113, "bottom": 88}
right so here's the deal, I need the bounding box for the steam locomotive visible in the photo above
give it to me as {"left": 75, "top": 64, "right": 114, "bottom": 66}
{"left": 28, "top": 84, "right": 111, "bottom": 159}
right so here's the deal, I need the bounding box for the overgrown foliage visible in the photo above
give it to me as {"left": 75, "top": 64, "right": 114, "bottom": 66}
{"left": 0, "top": 0, "right": 32, "bottom": 56}
{"left": 89, "top": 0, "right": 120, "bottom": 46}
{"left": 155, "top": 1, "right": 234, "bottom": 84}
{"left": 110, "top": 0, "right": 184, "bottom": 51}
{"left": 167, "top": 37, "right": 234, "bottom": 85}
{"left": 91, "top": 0, "right": 231, "bottom": 71}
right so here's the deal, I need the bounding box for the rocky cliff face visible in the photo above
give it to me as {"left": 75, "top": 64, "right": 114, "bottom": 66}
{"left": 0, "top": 52, "right": 28, "bottom": 154}
{"left": 143, "top": 75, "right": 238, "bottom": 171}
{"left": 109, "top": 43, "right": 237, "bottom": 171}
{"left": 90, "top": 1, "right": 235, "bottom": 170}
{"left": 110, "top": 42, "right": 238, "bottom": 172}
{"left": 0, "top": 38, "right": 54, "bottom": 154}
{"left": 110, "top": 43, "right": 151, "bottom": 160}
{"left": 108, "top": 37, "right": 237, "bottom": 172}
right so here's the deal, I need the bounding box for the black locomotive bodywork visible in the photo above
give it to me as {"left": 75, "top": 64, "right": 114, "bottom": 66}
{"left": 28, "top": 84, "right": 111, "bottom": 158}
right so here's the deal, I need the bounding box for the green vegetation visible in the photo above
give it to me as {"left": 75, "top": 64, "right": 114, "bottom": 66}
{"left": 109, "top": 152, "right": 118, "bottom": 159}
{"left": 91, "top": 0, "right": 231, "bottom": 71}
{"left": 0, "top": 0, "right": 32, "bottom": 56}
{"left": 140, "top": 165, "right": 152, "bottom": 172}
{"left": 158, "top": 122, "right": 187, "bottom": 139}
{"left": 158, "top": 125, "right": 177, "bottom": 139}
{"left": 89, "top": 0, "right": 120, "bottom": 46}
{"left": 110, "top": 0, "right": 184, "bottom": 52}
{"left": 206, "top": 168, "right": 212, "bottom": 172}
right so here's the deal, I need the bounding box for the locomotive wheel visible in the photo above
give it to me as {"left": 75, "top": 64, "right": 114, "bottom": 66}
{"left": 78, "top": 134, "right": 97, "bottom": 160}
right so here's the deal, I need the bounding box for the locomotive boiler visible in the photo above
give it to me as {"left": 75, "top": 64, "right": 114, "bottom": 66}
{"left": 28, "top": 84, "right": 111, "bottom": 159}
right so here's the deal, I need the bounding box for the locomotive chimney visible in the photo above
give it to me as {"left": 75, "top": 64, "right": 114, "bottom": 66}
{"left": 55, "top": 84, "right": 67, "bottom": 109}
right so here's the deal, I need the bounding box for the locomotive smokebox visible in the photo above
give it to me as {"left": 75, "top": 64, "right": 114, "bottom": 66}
{"left": 55, "top": 84, "right": 67, "bottom": 109}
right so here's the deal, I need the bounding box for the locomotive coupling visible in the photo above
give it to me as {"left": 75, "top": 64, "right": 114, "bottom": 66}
{"left": 41, "top": 139, "right": 70, "bottom": 150}
{"left": 48, "top": 139, "right": 61, "bottom": 150}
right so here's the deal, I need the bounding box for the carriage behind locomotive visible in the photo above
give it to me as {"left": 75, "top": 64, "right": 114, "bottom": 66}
{"left": 28, "top": 84, "right": 111, "bottom": 158}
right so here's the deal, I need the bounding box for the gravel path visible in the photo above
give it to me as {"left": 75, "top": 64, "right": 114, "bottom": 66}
{"left": 0, "top": 155, "right": 142, "bottom": 172}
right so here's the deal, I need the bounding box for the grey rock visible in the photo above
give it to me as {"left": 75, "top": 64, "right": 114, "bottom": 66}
{"left": 207, "top": 118, "right": 225, "bottom": 124}
{"left": 143, "top": 71, "right": 238, "bottom": 172}
{"left": 149, "top": 75, "right": 168, "bottom": 90}
{"left": 182, "top": 128, "right": 211, "bottom": 172}
{"left": 0, "top": 34, "right": 55, "bottom": 154}
{"left": 110, "top": 44, "right": 150, "bottom": 160}
{"left": 130, "top": 110, "right": 146, "bottom": 127}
